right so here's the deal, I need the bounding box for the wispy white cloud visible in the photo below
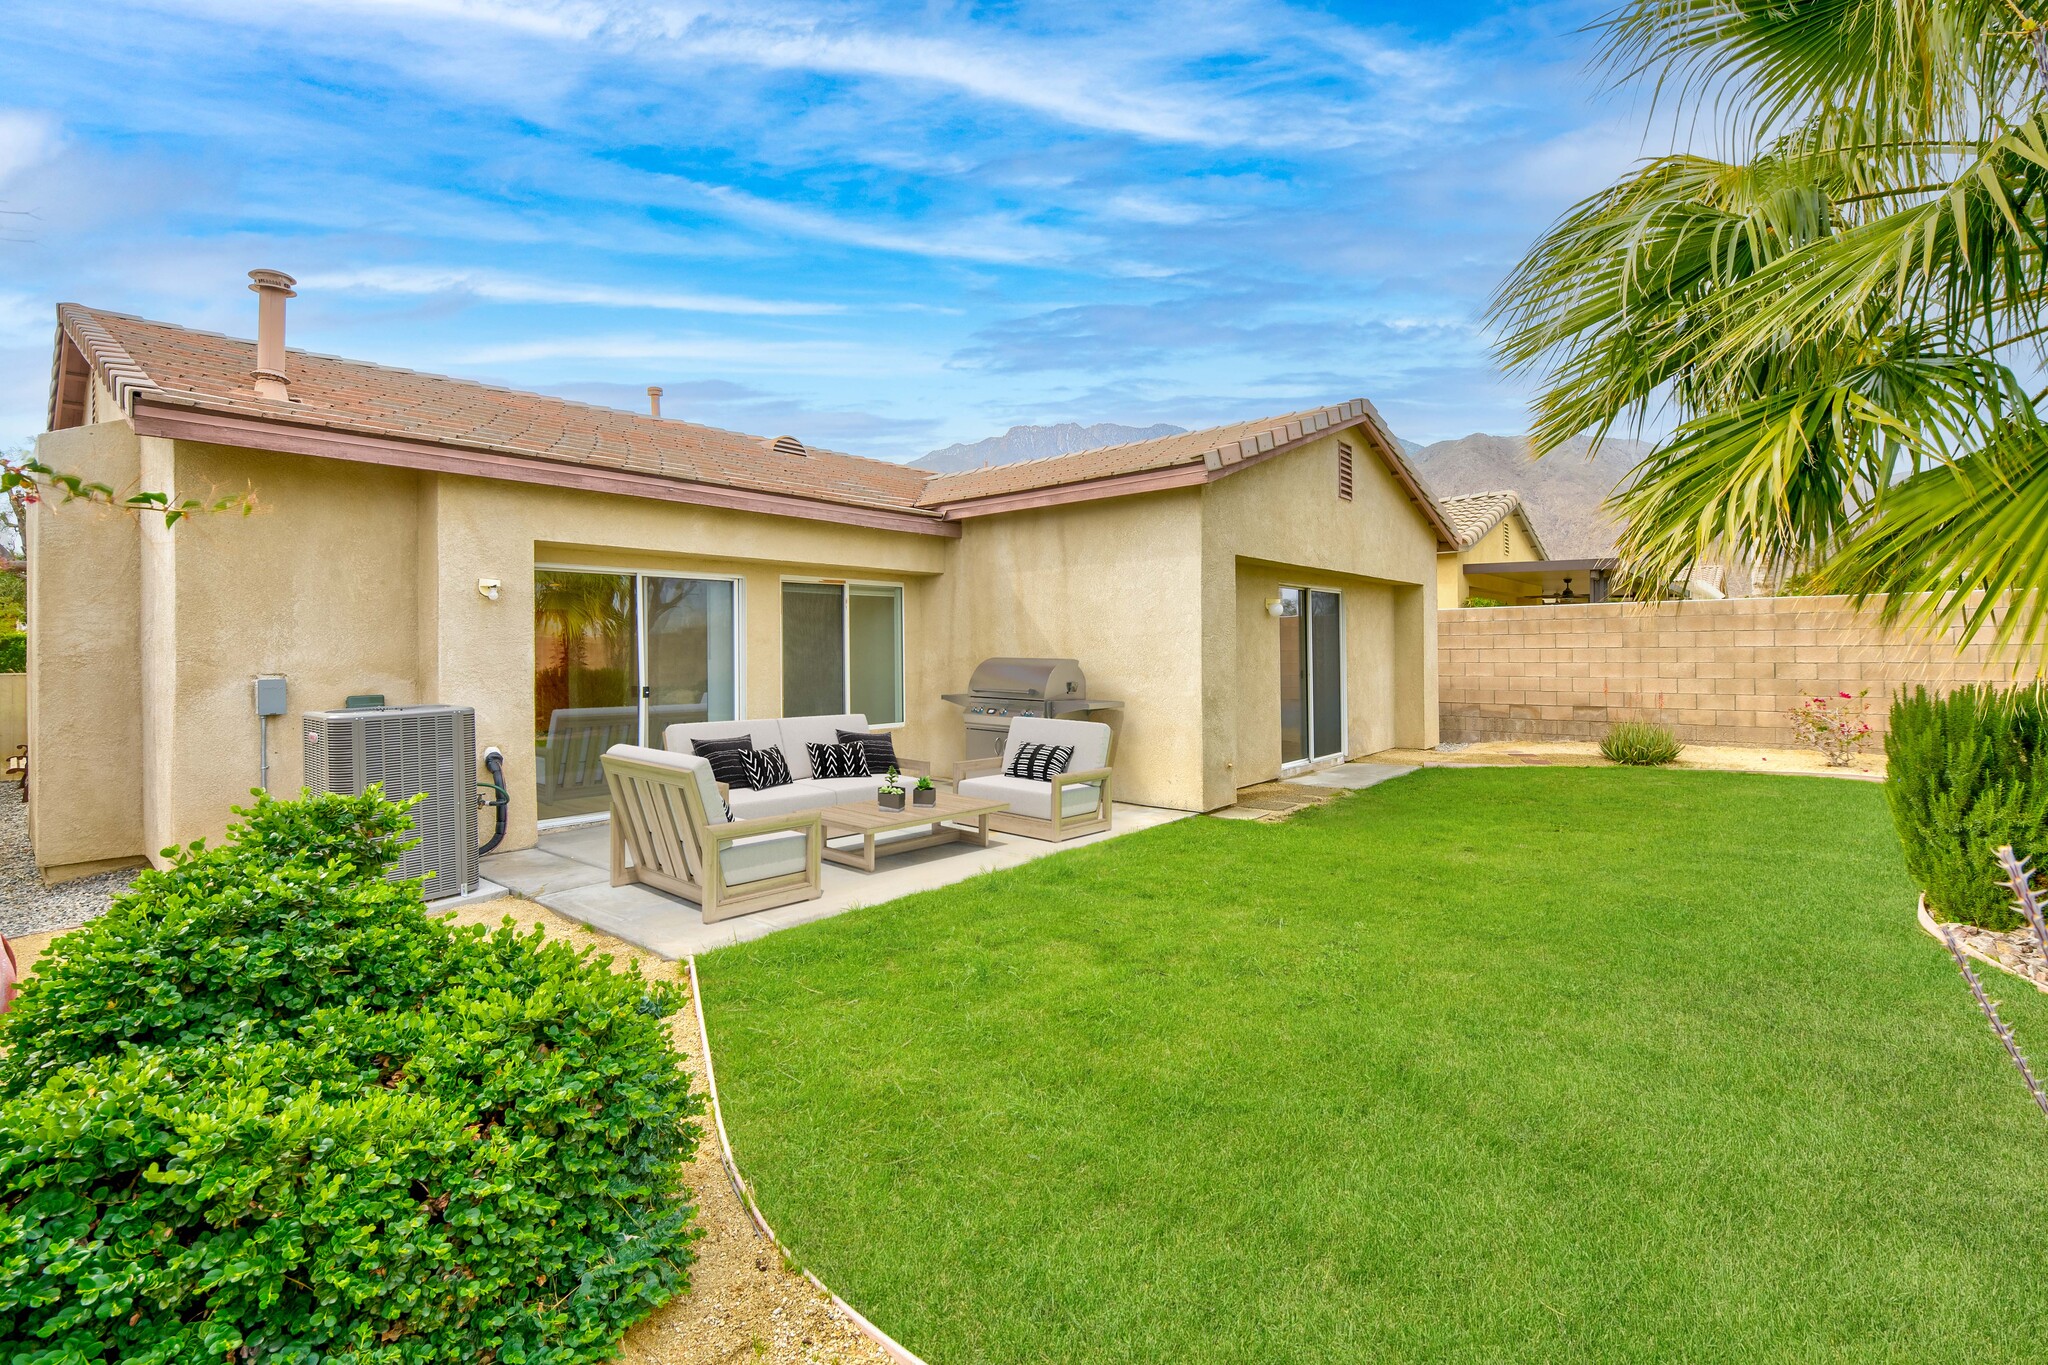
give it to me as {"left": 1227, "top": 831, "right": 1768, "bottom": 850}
{"left": 454, "top": 331, "right": 941, "bottom": 377}
{"left": 297, "top": 265, "right": 845, "bottom": 315}
{"left": 0, "top": 109, "right": 60, "bottom": 190}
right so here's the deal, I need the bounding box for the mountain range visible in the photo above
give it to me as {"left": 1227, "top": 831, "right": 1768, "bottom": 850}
{"left": 919, "top": 423, "right": 1649, "bottom": 558}
{"left": 1406, "top": 432, "right": 1652, "bottom": 558}
{"left": 914, "top": 422, "right": 1188, "bottom": 473}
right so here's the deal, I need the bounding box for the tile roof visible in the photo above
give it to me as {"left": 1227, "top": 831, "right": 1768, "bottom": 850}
{"left": 1439, "top": 490, "right": 1548, "bottom": 558}
{"left": 915, "top": 397, "right": 1455, "bottom": 544}
{"left": 51, "top": 305, "right": 1450, "bottom": 545}
{"left": 53, "top": 305, "right": 935, "bottom": 516}
{"left": 920, "top": 399, "right": 1375, "bottom": 504}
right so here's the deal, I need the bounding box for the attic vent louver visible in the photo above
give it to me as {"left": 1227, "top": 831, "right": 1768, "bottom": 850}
{"left": 770, "top": 435, "right": 807, "bottom": 457}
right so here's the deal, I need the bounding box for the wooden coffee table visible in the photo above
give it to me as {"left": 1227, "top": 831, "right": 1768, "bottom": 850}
{"left": 818, "top": 790, "right": 1011, "bottom": 872}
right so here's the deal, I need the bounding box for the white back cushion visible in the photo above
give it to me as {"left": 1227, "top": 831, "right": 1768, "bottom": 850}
{"left": 775, "top": 713, "right": 869, "bottom": 779}
{"left": 604, "top": 743, "right": 728, "bottom": 823}
{"left": 664, "top": 718, "right": 784, "bottom": 759}
{"left": 1002, "top": 717, "right": 1111, "bottom": 772}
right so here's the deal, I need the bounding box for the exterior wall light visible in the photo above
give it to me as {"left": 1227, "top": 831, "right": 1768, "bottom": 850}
{"left": 478, "top": 577, "right": 502, "bottom": 602}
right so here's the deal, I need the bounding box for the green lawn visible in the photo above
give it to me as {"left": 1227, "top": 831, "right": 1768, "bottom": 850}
{"left": 697, "top": 768, "right": 2048, "bottom": 1363}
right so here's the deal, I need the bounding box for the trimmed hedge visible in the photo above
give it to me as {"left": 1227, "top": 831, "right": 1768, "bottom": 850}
{"left": 0, "top": 790, "right": 701, "bottom": 1364}
{"left": 0, "top": 631, "right": 21, "bottom": 673}
{"left": 1885, "top": 684, "right": 2048, "bottom": 930}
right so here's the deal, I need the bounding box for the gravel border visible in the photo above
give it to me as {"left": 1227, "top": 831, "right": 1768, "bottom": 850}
{"left": 0, "top": 793, "right": 138, "bottom": 937}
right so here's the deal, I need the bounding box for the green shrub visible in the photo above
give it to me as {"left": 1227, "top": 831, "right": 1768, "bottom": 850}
{"left": 0, "top": 789, "right": 701, "bottom": 1364}
{"left": 1885, "top": 684, "right": 2048, "bottom": 930}
{"left": 1464, "top": 595, "right": 1506, "bottom": 608}
{"left": 0, "top": 630, "right": 22, "bottom": 673}
{"left": 1600, "top": 721, "right": 1684, "bottom": 766}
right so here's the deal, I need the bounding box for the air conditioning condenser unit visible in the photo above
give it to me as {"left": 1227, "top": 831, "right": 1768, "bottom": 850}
{"left": 303, "top": 703, "right": 479, "bottom": 900}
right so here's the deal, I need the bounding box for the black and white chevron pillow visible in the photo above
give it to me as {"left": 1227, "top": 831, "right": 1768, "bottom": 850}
{"left": 806, "top": 740, "right": 872, "bottom": 779}
{"left": 837, "top": 728, "right": 899, "bottom": 772}
{"left": 1005, "top": 741, "right": 1074, "bottom": 782}
{"left": 691, "top": 737, "right": 755, "bottom": 789}
{"left": 741, "top": 747, "right": 794, "bottom": 790}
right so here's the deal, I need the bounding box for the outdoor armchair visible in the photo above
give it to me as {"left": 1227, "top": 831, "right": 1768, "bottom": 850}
{"left": 601, "top": 743, "right": 824, "bottom": 922}
{"left": 953, "top": 716, "right": 1115, "bottom": 842}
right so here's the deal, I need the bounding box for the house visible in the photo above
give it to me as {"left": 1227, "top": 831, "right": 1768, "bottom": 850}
{"left": 1435, "top": 491, "right": 1576, "bottom": 605}
{"left": 27, "top": 277, "right": 1454, "bottom": 882}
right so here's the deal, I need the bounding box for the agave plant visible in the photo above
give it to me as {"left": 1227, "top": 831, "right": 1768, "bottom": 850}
{"left": 1493, "top": 0, "right": 2048, "bottom": 649}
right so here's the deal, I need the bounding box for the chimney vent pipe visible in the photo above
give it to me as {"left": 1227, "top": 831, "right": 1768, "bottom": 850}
{"left": 247, "top": 268, "right": 297, "bottom": 403}
{"left": 647, "top": 386, "right": 663, "bottom": 418}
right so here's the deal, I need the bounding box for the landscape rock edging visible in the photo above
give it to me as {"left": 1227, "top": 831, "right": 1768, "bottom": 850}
{"left": 1917, "top": 896, "right": 2048, "bottom": 994}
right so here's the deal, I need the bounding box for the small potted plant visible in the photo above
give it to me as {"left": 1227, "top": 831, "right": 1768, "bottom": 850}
{"left": 913, "top": 775, "right": 937, "bottom": 807}
{"left": 878, "top": 777, "right": 906, "bottom": 811}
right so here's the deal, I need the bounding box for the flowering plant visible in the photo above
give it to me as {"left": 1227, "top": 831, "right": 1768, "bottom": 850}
{"left": 1788, "top": 689, "right": 1874, "bottom": 766}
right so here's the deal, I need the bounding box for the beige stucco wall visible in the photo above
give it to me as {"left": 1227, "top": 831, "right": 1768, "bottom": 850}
{"left": 27, "top": 421, "right": 147, "bottom": 879}
{"left": 940, "top": 488, "right": 1206, "bottom": 808}
{"left": 1439, "top": 596, "right": 2045, "bottom": 745}
{"left": 145, "top": 445, "right": 951, "bottom": 860}
{"left": 1204, "top": 433, "right": 1438, "bottom": 805}
{"left": 1437, "top": 510, "right": 1544, "bottom": 606}
{"left": 27, "top": 415, "right": 1446, "bottom": 873}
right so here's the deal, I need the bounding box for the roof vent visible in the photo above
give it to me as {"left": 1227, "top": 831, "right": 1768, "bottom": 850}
{"left": 247, "top": 268, "right": 297, "bottom": 403}
{"left": 770, "top": 435, "right": 807, "bottom": 457}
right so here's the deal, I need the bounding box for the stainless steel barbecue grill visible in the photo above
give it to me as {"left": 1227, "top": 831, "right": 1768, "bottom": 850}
{"left": 942, "top": 657, "right": 1123, "bottom": 760}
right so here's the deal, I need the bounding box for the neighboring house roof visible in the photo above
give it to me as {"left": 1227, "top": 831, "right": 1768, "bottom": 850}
{"left": 46, "top": 304, "right": 1453, "bottom": 546}
{"left": 1438, "top": 490, "right": 1549, "bottom": 560}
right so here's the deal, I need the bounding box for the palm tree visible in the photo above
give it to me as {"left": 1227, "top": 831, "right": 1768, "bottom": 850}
{"left": 1493, "top": 0, "right": 2048, "bottom": 646}
{"left": 533, "top": 572, "right": 633, "bottom": 678}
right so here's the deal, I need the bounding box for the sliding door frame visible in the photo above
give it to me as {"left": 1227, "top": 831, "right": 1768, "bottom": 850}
{"left": 535, "top": 562, "right": 747, "bottom": 829}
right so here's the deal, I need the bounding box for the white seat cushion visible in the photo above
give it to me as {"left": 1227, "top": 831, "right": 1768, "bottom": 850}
{"left": 604, "top": 744, "right": 727, "bottom": 823}
{"left": 725, "top": 783, "right": 839, "bottom": 821}
{"left": 1001, "top": 717, "right": 1111, "bottom": 774}
{"left": 774, "top": 713, "right": 870, "bottom": 779}
{"left": 807, "top": 775, "right": 891, "bottom": 803}
{"left": 718, "top": 830, "right": 810, "bottom": 886}
{"left": 958, "top": 773, "right": 1102, "bottom": 822}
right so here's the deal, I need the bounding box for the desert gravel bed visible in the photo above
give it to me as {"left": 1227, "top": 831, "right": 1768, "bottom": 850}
{"left": 0, "top": 794, "right": 138, "bottom": 937}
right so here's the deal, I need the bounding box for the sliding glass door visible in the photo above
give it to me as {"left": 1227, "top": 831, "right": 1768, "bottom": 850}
{"left": 534, "top": 568, "right": 740, "bottom": 823}
{"left": 645, "top": 575, "right": 737, "bottom": 740}
{"left": 782, "top": 581, "right": 904, "bottom": 724}
{"left": 1309, "top": 589, "right": 1343, "bottom": 760}
{"left": 1277, "top": 586, "right": 1344, "bottom": 769}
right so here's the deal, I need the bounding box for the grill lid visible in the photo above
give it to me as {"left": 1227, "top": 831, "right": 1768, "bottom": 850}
{"left": 964, "top": 657, "right": 1085, "bottom": 700}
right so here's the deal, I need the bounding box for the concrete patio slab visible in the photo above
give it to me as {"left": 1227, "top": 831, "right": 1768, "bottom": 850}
{"left": 477, "top": 846, "right": 611, "bottom": 898}
{"left": 1283, "top": 762, "right": 1419, "bottom": 791}
{"left": 483, "top": 800, "right": 1191, "bottom": 959}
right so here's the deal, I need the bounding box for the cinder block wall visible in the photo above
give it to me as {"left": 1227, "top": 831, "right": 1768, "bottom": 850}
{"left": 1439, "top": 596, "right": 2042, "bottom": 746}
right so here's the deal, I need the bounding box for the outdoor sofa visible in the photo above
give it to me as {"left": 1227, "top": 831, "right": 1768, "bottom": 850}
{"left": 661, "top": 713, "right": 929, "bottom": 819}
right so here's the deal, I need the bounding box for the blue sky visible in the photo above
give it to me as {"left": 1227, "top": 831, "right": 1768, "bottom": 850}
{"left": 0, "top": 0, "right": 1652, "bottom": 461}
